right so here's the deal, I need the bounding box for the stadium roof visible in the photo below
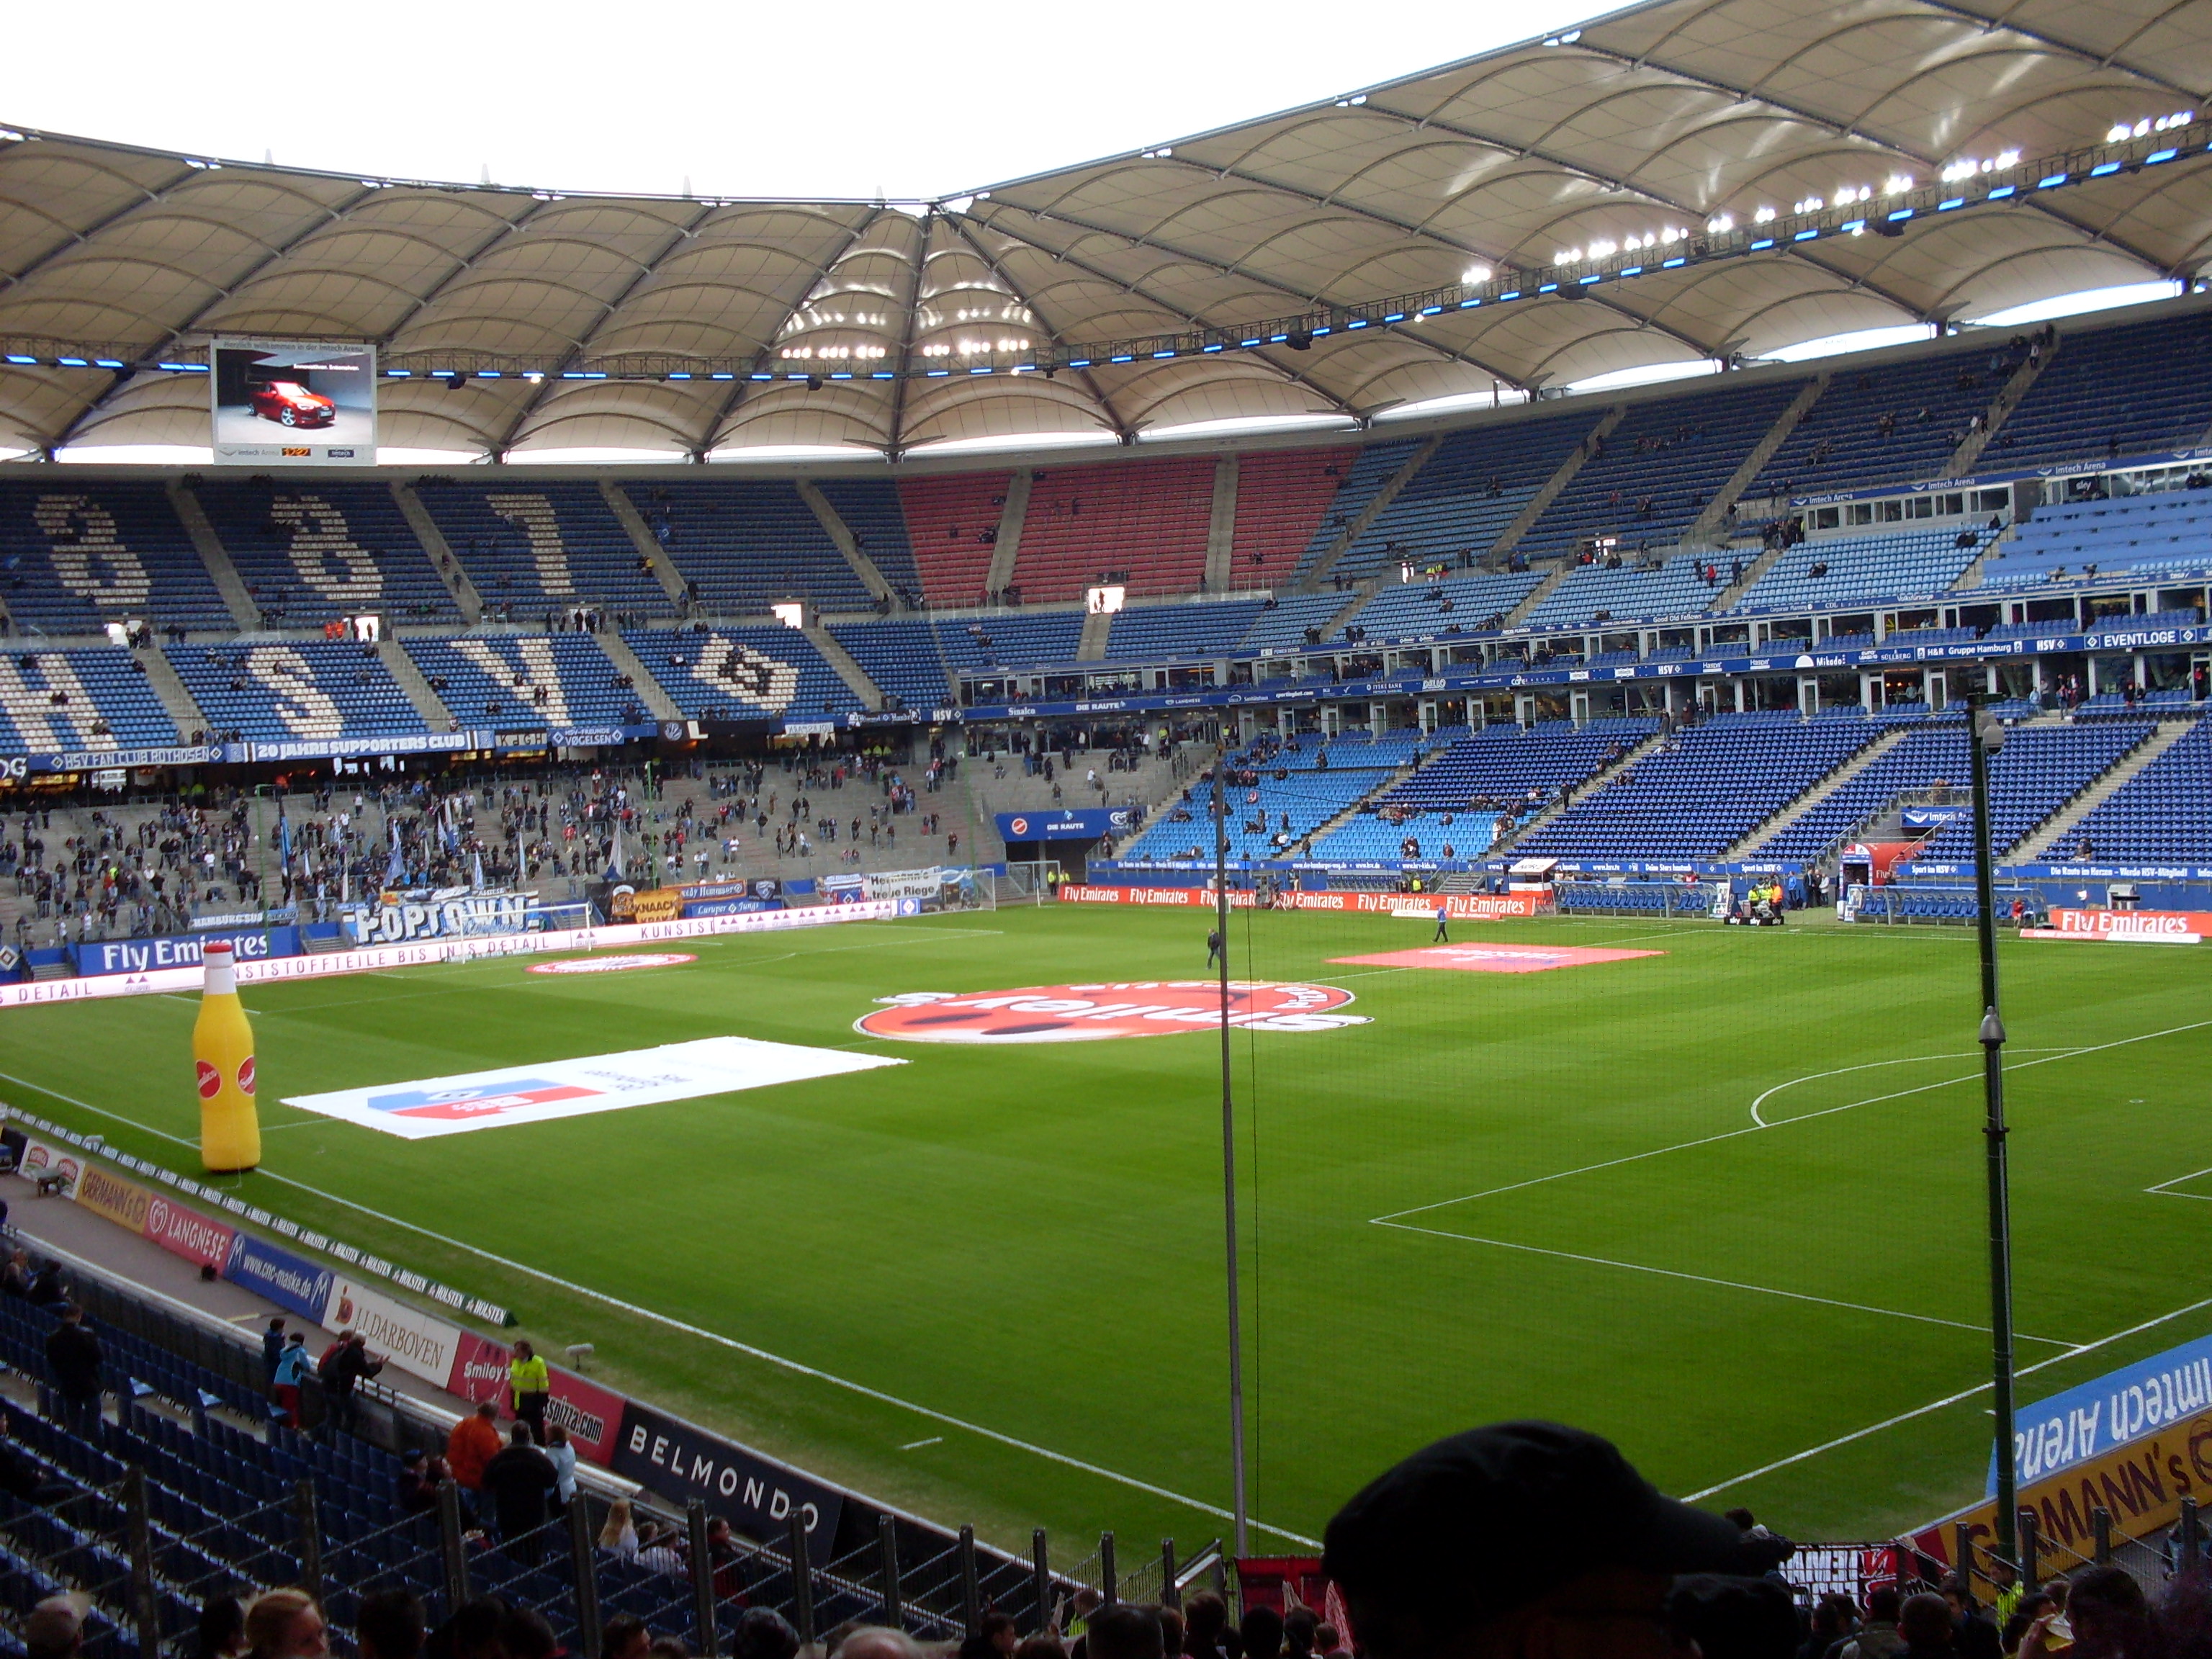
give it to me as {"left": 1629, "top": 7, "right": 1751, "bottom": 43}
{"left": 3, "top": 0, "right": 2211, "bottom": 463}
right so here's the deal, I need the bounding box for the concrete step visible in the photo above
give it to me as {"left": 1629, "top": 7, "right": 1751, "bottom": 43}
{"left": 1488, "top": 726, "right": 1668, "bottom": 852}
{"left": 2009, "top": 718, "right": 2191, "bottom": 860}
{"left": 1708, "top": 540, "right": 1788, "bottom": 611}
{"left": 1487, "top": 405, "right": 1625, "bottom": 565}
{"left": 390, "top": 482, "right": 485, "bottom": 623}
{"left": 803, "top": 624, "right": 886, "bottom": 710}
{"left": 1501, "top": 562, "right": 1570, "bottom": 627}
{"left": 592, "top": 631, "right": 682, "bottom": 721}
{"left": 376, "top": 639, "right": 455, "bottom": 732}
{"left": 796, "top": 479, "right": 900, "bottom": 608}
{"left": 1693, "top": 374, "right": 1827, "bottom": 542}
{"left": 1076, "top": 608, "right": 1113, "bottom": 661}
{"left": 984, "top": 472, "right": 1031, "bottom": 598}
{"left": 1946, "top": 346, "right": 2052, "bottom": 477}
{"left": 134, "top": 645, "right": 209, "bottom": 745}
{"left": 600, "top": 482, "right": 691, "bottom": 606}
{"left": 1205, "top": 457, "right": 1238, "bottom": 592}
{"left": 1298, "top": 433, "right": 1444, "bottom": 593}
{"left": 167, "top": 481, "right": 257, "bottom": 630}
{"left": 1722, "top": 726, "right": 1905, "bottom": 858}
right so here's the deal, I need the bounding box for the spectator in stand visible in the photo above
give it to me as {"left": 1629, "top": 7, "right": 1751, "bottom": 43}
{"left": 501, "top": 1609, "right": 561, "bottom": 1659}
{"left": 1668, "top": 1574, "right": 1799, "bottom": 1658}
{"left": 45, "top": 1303, "right": 102, "bottom": 1433}
{"left": 261, "top": 1319, "right": 287, "bottom": 1385}
{"left": 1323, "top": 1422, "right": 1786, "bottom": 1659}
{"left": 837, "top": 1632, "right": 924, "bottom": 1659}
{"left": 730, "top": 1609, "right": 799, "bottom": 1659}
{"left": 1, "top": 1249, "right": 32, "bottom": 1299}
{"left": 271, "top": 1333, "right": 312, "bottom": 1429}
{"left": 1089, "top": 1608, "right": 1165, "bottom": 1659}
{"left": 244, "top": 1591, "right": 328, "bottom": 1659}
{"left": 1837, "top": 1586, "right": 1901, "bottom": 1658}
{"left": 1239, "top": 1608, "right": 1284, "bottom": 1659}
{"left": 1892, "top": 1594, "right": 1956, "bottom": 1658}
{"left": 601, "top": 1617, "right": 651, "bottom": 1659}
{"left": 397, "top": 1449, "right": 441, "bottom": 1515}
{"left": 356, "top": 1591, "right": 425, "bottom": 1659}
{"left": 1015, "top": 1639, "right": 1068, "bottom": 1659}
{"left": 1313, "top": 1628, "right": 1347, "bottom": 1659}
{"left": 508, "top": 1340, "right": 550, "bottom": 1442}
{"left": 320, "top": 1331, "right": 383, "bottom": 1435}
{"left": 446, "top": 1401, "right": 503, "bottom": 1495}
{"left": 543, "top": 1422, "right": 577, "bottom": 1507}
{"left": 480, "top": 1424, "right": 558, "bottom": 1563}
{"left": 598, "top": 1497, "right": 640, "bottom": 1557}
{"left": 637, "top": 1521, "right": 685, "bottom": 1575}
{"left": 1938, "top": 1576, "right": 1999, "bottom": 1659}
{"left": 2021, "top": 1568, "right": 2149, "bottom": 1659}
{"left": 193, "top": 1596, "right": 248, "bottom": 1659}
{"left": 703, "top": 1514, "right": 749, "bottom": 1602}
{"left": 25, "top": 1596, "right": 86, "bottom": 1659}
{"left": 1182, "top": 1593, "right": 1233, "bottom": 1659}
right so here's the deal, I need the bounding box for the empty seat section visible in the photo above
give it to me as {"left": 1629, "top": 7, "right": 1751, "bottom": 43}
{"left": 1521, "top": 556, "right": 1715, "bottom": 628}
{"left": 1980, "top": 492, "right": 2212, "bottom": 588}
{"left": 1909, "top": 719, "right": 2157, "bottom": 858}
{"left": 897, "top": 473, "right": 1012, "bottom": 608}
{"left": 1287, "top": 437, "right": 1424, "bottom": 585}
{"left": 1750, "top": 352, "right": 2010, "bottom": 498}
{"left": 621, "top": 625, "right": 860, "bottom": 719}
{"left": 192, "top": 481, "right": 458, "bottom": 627}
{"left": 827, "top": 620, "right": 953, "bottom": 710}
{"left": 1104, "top": 601, "right": 1267, "bottom": 660}
{"left": 2064, "top": 716, "right": 2212, "bottom": 861}
{"left": 1238, "top": 593, "right": 1354, "bottom": 653}
{"left": 813, "top": 480, "right": 923, "bottom": 603}
{"left": 1753, "top": 719, "right": 1969, "bottom": 858}
{"left": 0, "top": 648, "right": 180, "bottom": 753}
{"left": 1010, "top": 461, "right": 1213, "bottom": 603}
{"left": 1227, "top": 449, "right": 1361, "bottom": 588}
{"left": 1982, "top": 313, "right": 2212, "bottom": 469}
{"left": 164, "top": 641, "right": 430, "bottom": 742}
{"left": 930, "top": 613, "right": 1086, "bottom": 675}
{"left": 630, "top": 481, "right": 873, "bottom": 613}
{"left": 1334, "top": 414, "right": 1596, "bottom": 583}
{"left": 1514, "top": 711, "right": 1878, "bottom": 858}
{"left": 1120, "top": 731, "right": 1426, "bottom": 861}
{"left": 1732, "top": 528, "right": 1984, "bottom": 611}
{"left": 1519, "top": 379, "right": 1809, "bottom": 559}
{"left": 403, "top": 635, "right": 644, "bottom": 730}
{"left": 0, "top": 482, "right": 235, "bottom": 635}
{"left": 412, "top": 482, "right": 673, "bottom": 619}
{"left": 1338, "top": 572, "right": 1540, "bottom": 643}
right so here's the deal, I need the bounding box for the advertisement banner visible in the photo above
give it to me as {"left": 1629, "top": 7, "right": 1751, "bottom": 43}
{"left": 211, "top": 338, "right": 376, "bottom": 466}
{"left": 282, "top": 1035, "right": 903, "bottom": 1141}
{"left": 2049, "top": 909, "right": 2212, "bottom": 940}
{"left": 448, "top": 1333, "right": 628, "bottom": 1465}
{"left": 76, "top": 926, "right": 299, "bottom": 979}
{"left": 143, "top": 1193, "right": 237, "bottom": 1271}
{"left": 322, "top": 1278, "right": 464, "bottom": 1388}
{"left": 611, "top": 1401, "right": 844, "bottom": 1562}
{"left": 1993, "top": 1333, "right": 2212, "bottom": 1493}
{"left": 225, "top": 1231, "right": 336, "bottom": 1325}
{"left": 862, "top": 868, "right": 942, "bottom": 903}
{"left": 15, "top": 1138, "right": 84, "bottom": 1196}
{"left": 72, "top": 1164, "right": 153, "bottom": 1232}
{"left": 1056, "top": 885, "right": 1550, "bottom": 920}
{"left": 996, "top": 809, "right": 1136, "bottom": 842}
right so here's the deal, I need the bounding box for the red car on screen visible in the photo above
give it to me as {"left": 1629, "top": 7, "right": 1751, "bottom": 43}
{"left": 246, "top": 380, "right": 336, "bottom": 428}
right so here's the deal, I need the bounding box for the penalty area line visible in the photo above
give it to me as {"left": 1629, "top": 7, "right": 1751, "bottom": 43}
{"left": 0, "top": 1069, "right": 1319, "bottom": 1550}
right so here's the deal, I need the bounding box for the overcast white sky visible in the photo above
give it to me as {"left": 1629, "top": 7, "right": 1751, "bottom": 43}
{"left": 6, "top": 0, "right": 1614, "bottom": 200}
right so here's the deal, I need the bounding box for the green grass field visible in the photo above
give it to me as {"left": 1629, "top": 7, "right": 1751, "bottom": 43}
{"left": 3, "top": 904, "right": 2208, "bottom": 1555}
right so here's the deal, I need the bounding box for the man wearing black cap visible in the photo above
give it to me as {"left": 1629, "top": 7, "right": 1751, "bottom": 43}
{"left": 1322, "top": 1421, "right": 1791, "bottom": 1659}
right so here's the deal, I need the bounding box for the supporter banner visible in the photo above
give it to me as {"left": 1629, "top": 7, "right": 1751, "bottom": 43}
{"left": 282, "top": 1035, "right": 903, "bottom": 1140}
{"left": 72, "top": 1164, "right": 153, "bottom": 1232}
{"left": 863, "top": 868, "right": 942, "bottom": 902}
{"left": 680, "top": 898, "right": 778, "bottom": 918}
{"left": 27, "top": 745, "right": 224, "bottom": 775}
{"left": 1994, "top": 1333, "right": 2212, "bottom": 1494}
{"left": 1058, "top": 885, "right": 1551, "bottom": 920}
{"left": 611, "top": 1400, "right": 844, "bottom": 1563}
{"left": 144, "top": 1193, "right": 236, "bottom": 1271}
{"left": 76, "top": 926, "right": 300, "bottom": 979}
{"left": 448, "top": 1333, "right": 627, "bottom": 1465}
{"left": 2049, "top": 908, "right": 2212, "bottom": 940}
{"left": 225, "top": 1231, "right": 336, "bottom": 1324}
{"left": 0, "top": 899, "right": 902, "bottom": 1010}
{"left": 323, "top": 1277, "right": 465, "bottom": 1387}
{"left": 248, "top": 732, "right": 480, "bottom": 762}
{"left": 343, "top": 891, "right": 531, "bottom": 946}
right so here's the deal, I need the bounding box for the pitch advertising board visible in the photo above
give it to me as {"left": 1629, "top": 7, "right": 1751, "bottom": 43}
{"left": 611, "top": 1400, "right": 844, "bottom": 1563}
{"left": 211, "top": 338, "right": 377, "bottom": 466}
{"left": 321, "top": 1277, "right": 465, "bottom": 1387}
{"left": 448, "top": 1333, "right": 628, "bottom": 1465}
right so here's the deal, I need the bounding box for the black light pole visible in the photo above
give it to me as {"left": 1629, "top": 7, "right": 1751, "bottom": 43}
{"left": 1212, "top": 747, "right": 1249, "bottom": 1559}
{"left": 1966, "top": 695, "right": 2018, "bottom": 1565}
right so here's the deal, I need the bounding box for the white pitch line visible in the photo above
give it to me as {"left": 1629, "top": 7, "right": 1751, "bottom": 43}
{"left": 0, "top": 1070, "right": 1321, "bottom": 1549}
{"left": 1372, "top": 1220, "right": 2082, "bottom": 1346}
{"left": 2146, "top": 1166, "right": 2212, "bottom": 1201}
{"left": 1682, "top": 1293, "right": 2212, "bottom": 1503}
{"left": 902, "top": 1437, "right": 945, "bottom": 1451}
{"left": 1747, "top": 1049, "right": 2083, "bottom": 1127}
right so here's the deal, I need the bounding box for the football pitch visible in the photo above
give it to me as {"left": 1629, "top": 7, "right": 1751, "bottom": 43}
{"left": 3, "top": 904, "right": 2209, "bottom": 1553}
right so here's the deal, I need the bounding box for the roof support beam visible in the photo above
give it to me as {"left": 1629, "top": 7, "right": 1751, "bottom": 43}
{"left": 940, "top": 215, "right": 1135, "bottom": 439}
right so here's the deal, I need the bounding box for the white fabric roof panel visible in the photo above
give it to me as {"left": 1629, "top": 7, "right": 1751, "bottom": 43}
{"left": 2, "top": 0, "right": 2209, "bottom": 459}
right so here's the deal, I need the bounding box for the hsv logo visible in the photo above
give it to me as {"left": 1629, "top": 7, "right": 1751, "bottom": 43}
{"left": 196, "top": 1060, "right": 222, "bottom": 1100}
{"left": 857, "top": 981, "right": 1368, "bottom": 1043}
{"left": 367, "top": 1080, "right": 603, "bottom": 1120}
{"left": 526, "top": 953, "right": 698, "bottom": 976}
{"left": 1008, "top": 817, "right": 1029, "bottom": 836}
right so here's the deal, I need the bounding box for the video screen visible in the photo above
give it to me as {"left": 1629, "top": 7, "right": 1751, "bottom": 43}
{"left": 210, "top": 338, "right": 377, "bottom": 465}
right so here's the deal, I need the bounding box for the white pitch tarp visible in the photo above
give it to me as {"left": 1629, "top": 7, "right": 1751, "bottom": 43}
{"left": 282, "top": 1036, "right": 902, "bottom": 1141}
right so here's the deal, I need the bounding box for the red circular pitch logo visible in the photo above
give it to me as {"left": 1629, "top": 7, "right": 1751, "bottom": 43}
{"left": 856, "top": 981, "right": 1368, "bottom": 1043}
{"left": 195, "top": 1060, "right": 222, "bottom": 1100}
{"left": 527, "top": 953, "right": 698, "bottom": 976}
{"left": 236, "top": 1056, "right": 256, "bottom": 1096}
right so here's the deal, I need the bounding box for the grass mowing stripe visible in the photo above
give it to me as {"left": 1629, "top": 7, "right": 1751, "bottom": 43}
{"left": 0, "top": 1065, "right": 1323, "bottom": 1549}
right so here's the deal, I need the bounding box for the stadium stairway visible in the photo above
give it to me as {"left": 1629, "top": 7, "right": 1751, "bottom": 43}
{"left": 2008, "top": 717, "right": 2199, "bottom": 860}
{"left": 1203, "top": 456, "right": 1238, "bottom": 591}
{"left": 1720, "top": 727, "right": 1910, "bottom": 857}
{"left": 1487, "top": 724, "right": 1671, "bottom": 853}
{"left": 133, "top": 646, "right": 209, "bottom": 743}
{"left": 794, "top": 480, "right": 901, "bottom": 610}
{"left": 1297, "top": 435, "right": 1443, "bottom": 593}
{"left": 600, "top": 482, "right": 691, "bottom": 608}
{"left": 1945, "top": 348, "right": 2053, "bottom": 477}
{"left": 1076, "top": 608, "right": 1113, "bottom": 660}
{"left": 390, "top": 482, "right": 486, "bottom": 624}
{"left": 1689, "top": 376, "right": 1828, "bottom": 544}
{"left": 1712, "top": 539, "right": 1791, "bottom": 611}
{"left": 1486, "top": 406, "right": 1627, "bottom": 567}
{"left": 801, "top": 624, "right": 887, "bottom": 709}
{"left": 1295, "top": 746, "right": 1434, "bottom": 853}
{"left": 378, "top": 640, "right": 455, "bottom": 731}
{"left": 163, "top": 482, "right": 256, "bottom": 631}
{"left": 591, "top": 631, "right": 682, "bottom": 720}
{"left": 984, "top": 473, "right": 1031, "bottom": 597}
{"left": 1500, "top": 562, "right": 1571, "bottom": 627}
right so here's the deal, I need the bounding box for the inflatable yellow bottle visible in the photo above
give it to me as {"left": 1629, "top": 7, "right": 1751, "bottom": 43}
{"left": 194, "top": 940, "right": 261, "bottom": 1173}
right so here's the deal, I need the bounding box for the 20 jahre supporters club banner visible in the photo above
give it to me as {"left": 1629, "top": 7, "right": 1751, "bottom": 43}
{"left": 856, "top": 981, "right": 1368, "bottom": 1043}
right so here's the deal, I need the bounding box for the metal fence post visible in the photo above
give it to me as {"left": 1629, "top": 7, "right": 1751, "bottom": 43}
{"left": 568, "top": 1501, "right": 602, "bottom": 1659}
{"left": 1030, "top": 1529, "right": 1051, "bottom": 1635}
{"left": 2093, "top": 1507, "right": 2113, "bottom": 1565}
{"left": 293, "top": 1477, "right": 323, "bottom": 1604}
{"left": 959, "top": 1527, "right": 982, "bottom": 1637}
{"left": 2183, "top": 1496, "right": 2203, "bottom": 1569}
{"left": 2018, "top": 1507, "right": 2041, "bottom": 1592}
{"left": 1101, "top": 1531, "right": 1117, "bottom": 1606}
{"left": 1159, "top": 1541, "right": 1180, "bottom": 1611}
{"left": 877, "top": 1514, "right": 903, "bottom": 1629}
{"left": 1953, "top": 1526, "right": 1976, "bottom": 1606}
{"left": 786, "top": 1509, "right": 817, "bottom": 1650}
{"left": 686, "top": 1501, "right": 719, "bottom": 1659}
{"left": 437, "top": 1480, "right": 471, "bottom": 1608}
{"left": 122, "top": 1467, "right": 160, "bottom": 1659}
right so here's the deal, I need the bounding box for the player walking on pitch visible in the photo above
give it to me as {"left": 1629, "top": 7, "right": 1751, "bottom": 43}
{"left": 1433, "top": 902, "right": 1450, "bottom": 943}
{"left": 1206, "top": 927, "right": 1223, "bottom": 967}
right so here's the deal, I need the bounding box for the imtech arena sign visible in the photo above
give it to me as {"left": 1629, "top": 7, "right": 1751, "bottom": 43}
{"left": 857, "top": 981, "right": 1368, "bottom": 1043}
